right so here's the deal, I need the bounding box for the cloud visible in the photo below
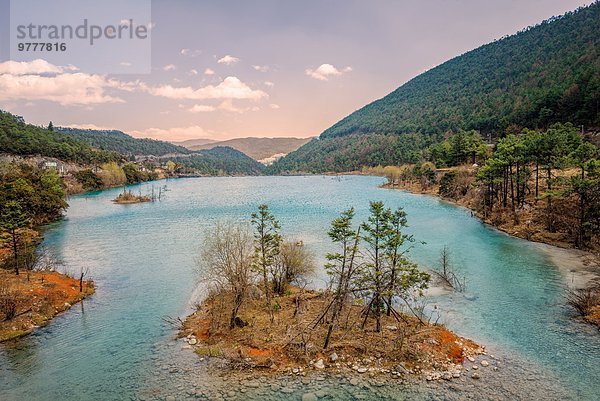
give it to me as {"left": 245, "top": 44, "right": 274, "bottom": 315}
{"left": 253, "top": 65, "right": 269, "bottom": 72}
{"left": 0, "top": 60, "right": 126, "bottom": 106}
{"left": 305, "top": 63, "right": 352, "bottom": 81}
{"left": 120, "top": 61, "right": 132, "bottom": 67}
{"left": 269, "top": 103, "right": 280, "bottom": 109}
{"left": 163, "top": 64, "right": 176, "bottom": 71}
{"left": 187, "top": 100, "right": 262, "bottom": 114}
{"left": 204, "top": 68, "right": 215, "bottom": 75}
{"left": 61, "top": 123, "right": 115, "bottom": 130}
{"left": 130, "top": 125, "right": 215, "bottom": 141}
{"left": 217, "top": 55, "right": 239, "bottom": 65}
{"left": 146, "top": 76, "right": 267, "bottom": 101}
{"left": 188, "top": 104, "right": 216, "bottom": 113}
{"left": 0, "top": 59, "right": 65, "bottom": 75}
{"left": 189, "top": 69, "right": 198, "bottom": 75}
{"left": 216, "top": 99, "right": 250, "bottom": 113}
{"left": 180, "top": 48, "right": 202, "bottom": 57}
{"left": 264, "top": 81, "right": 274, "bottom": 87}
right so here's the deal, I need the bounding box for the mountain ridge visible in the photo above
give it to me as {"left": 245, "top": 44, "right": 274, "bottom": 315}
{"left": 185, "top": 137, "right": 313, "bottom": 161}
{"left": 270, "top": 2, "right": 600, "bottom": 173}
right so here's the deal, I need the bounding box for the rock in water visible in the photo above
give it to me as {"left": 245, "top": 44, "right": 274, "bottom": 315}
{"left": 314, "top": 359, "right": 325, "bottom": 369}
{"left": 329, "top": 352, "right": 338, "bottom": 362}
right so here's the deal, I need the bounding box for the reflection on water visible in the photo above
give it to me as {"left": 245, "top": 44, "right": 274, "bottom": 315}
{"left": 0, "top": 176, "right": 598, "bottom": 400}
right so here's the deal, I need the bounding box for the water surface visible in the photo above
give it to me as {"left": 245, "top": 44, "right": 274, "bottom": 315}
{"left": 0, "top": 176, "right": 598, "bottom": 400}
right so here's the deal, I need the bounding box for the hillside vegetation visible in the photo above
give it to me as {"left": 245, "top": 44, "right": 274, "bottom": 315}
{"left": 58, "top": 127, "right": 191, "bottom": 157}
{"left": 0, "top": 111, "right": 119, "bottom": 164}
{"left": 0, "top": 110, "right": 264, "bottom": 176}
{"left": 271, "top": 2, "right": 600, "bottom": 173}
{"left": 172, "top": 147, "right": 265, "bottom": 175}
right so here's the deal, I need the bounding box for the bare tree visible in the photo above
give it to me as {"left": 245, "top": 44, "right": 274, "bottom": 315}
{"left": 79, "top": 266, "right": 90, "bottom": 293}
{"left": 200, "top": 222, "right": 255, "bottom": 329}
{"left": 0, "top": 281, "right": 18, "bottom": 322}
{"left": 566, "top": 279, "right": 599, "bottom": 319}
{"left": 433, "top": 246, "right": 465, "bottom": 292}
{"left": 272, "top": 241, "right": 316, "bottom": 295}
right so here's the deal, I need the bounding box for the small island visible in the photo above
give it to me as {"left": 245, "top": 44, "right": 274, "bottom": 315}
{"left": 181, "top": 203, "right": 487, "bottom": 382}
{"left": 113, "top": 190, "right": 152, "bottom": 204}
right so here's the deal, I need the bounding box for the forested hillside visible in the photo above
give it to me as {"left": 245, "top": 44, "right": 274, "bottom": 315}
{"left": 0, "top": 111, "right": 266, "bottom": 176}
{"left": 58, "top": 128, "right": 190, "bottom": 157}
{"left": 271, "top": 2, "right": 600, "bottom": 173}
{"left": 0, "top": 111, "right": 119, "bottom": 164}
{"left": 172, "top": 147, "right": 265, "bottom": 175}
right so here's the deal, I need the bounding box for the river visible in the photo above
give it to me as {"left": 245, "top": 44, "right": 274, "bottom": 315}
{"left": 1, "top": 175, "right": 598, "bottom": 400}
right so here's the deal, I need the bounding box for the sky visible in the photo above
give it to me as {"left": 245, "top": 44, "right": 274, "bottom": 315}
{"left": 0, "top": 0, "right": 592, "bottom": 142}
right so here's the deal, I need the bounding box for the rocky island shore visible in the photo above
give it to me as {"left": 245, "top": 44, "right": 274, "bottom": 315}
{"left": 180, "top": 286, "right": 487, "bottom": 383}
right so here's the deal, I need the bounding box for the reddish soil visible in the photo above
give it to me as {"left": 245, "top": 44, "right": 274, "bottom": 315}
{"left": 0, "top": 269, "right": 95, "bottom": 342}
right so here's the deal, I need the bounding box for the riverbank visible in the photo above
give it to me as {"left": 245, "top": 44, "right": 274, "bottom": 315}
{"left": 382, "top": 180, "right": 600, "bottom": 280}
{"left": 0, "top": 270, "right": 94, "bottom": 342}
{"left": 180, "top": 286, "right": 486, "bottom": 382}
{"left": 380, "top": 176, "right": 600, "bottom": 328}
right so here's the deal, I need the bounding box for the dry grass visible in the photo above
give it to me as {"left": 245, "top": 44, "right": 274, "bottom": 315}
{"left": 567, "top": 280, "right": 600, "bottom": 328}
{"left": 181, "top": 287, "right": 480, "bottom": 372}
{"left": 0, "top": 269, "right": 94, "bottom": 342}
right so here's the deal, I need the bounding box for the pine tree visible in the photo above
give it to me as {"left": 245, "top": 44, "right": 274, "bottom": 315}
{"left": 251, "top": 204, "right": 282, "bottom": 322}
{"left": 0, "top": 201, "right": 30, "bottom": 275}
{"left": 323, "top": 208, "right": 360, "bottom": 348}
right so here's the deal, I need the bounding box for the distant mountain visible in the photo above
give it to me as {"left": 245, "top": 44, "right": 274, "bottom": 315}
{"left": 186, "top": 137, "right": 313, "bottom": 161}
{"left": 270, "top": 2, "right": 600, "bottom": 173}
{"left": 171, "top": 146, "right": 265, "bottom": 175}
{"left": 57, "top": 127, "right": 265, "bottom": 175}
{"left": 0, "top": 111, "right": 119, "bottom": 164}
{"left": 172, "top": 138, "right": 217, "bottom": 148}
{"left": 58, "top": 127, "right": 191, "bottom": 157}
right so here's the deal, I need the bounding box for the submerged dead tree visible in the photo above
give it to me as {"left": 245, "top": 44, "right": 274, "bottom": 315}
{"left": 433, "top": 245, "right": 465, "bottom": 292}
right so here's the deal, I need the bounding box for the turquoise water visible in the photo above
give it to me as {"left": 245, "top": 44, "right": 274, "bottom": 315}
{"left": 0, "top": 175, "right": 598, "bottom": 400}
